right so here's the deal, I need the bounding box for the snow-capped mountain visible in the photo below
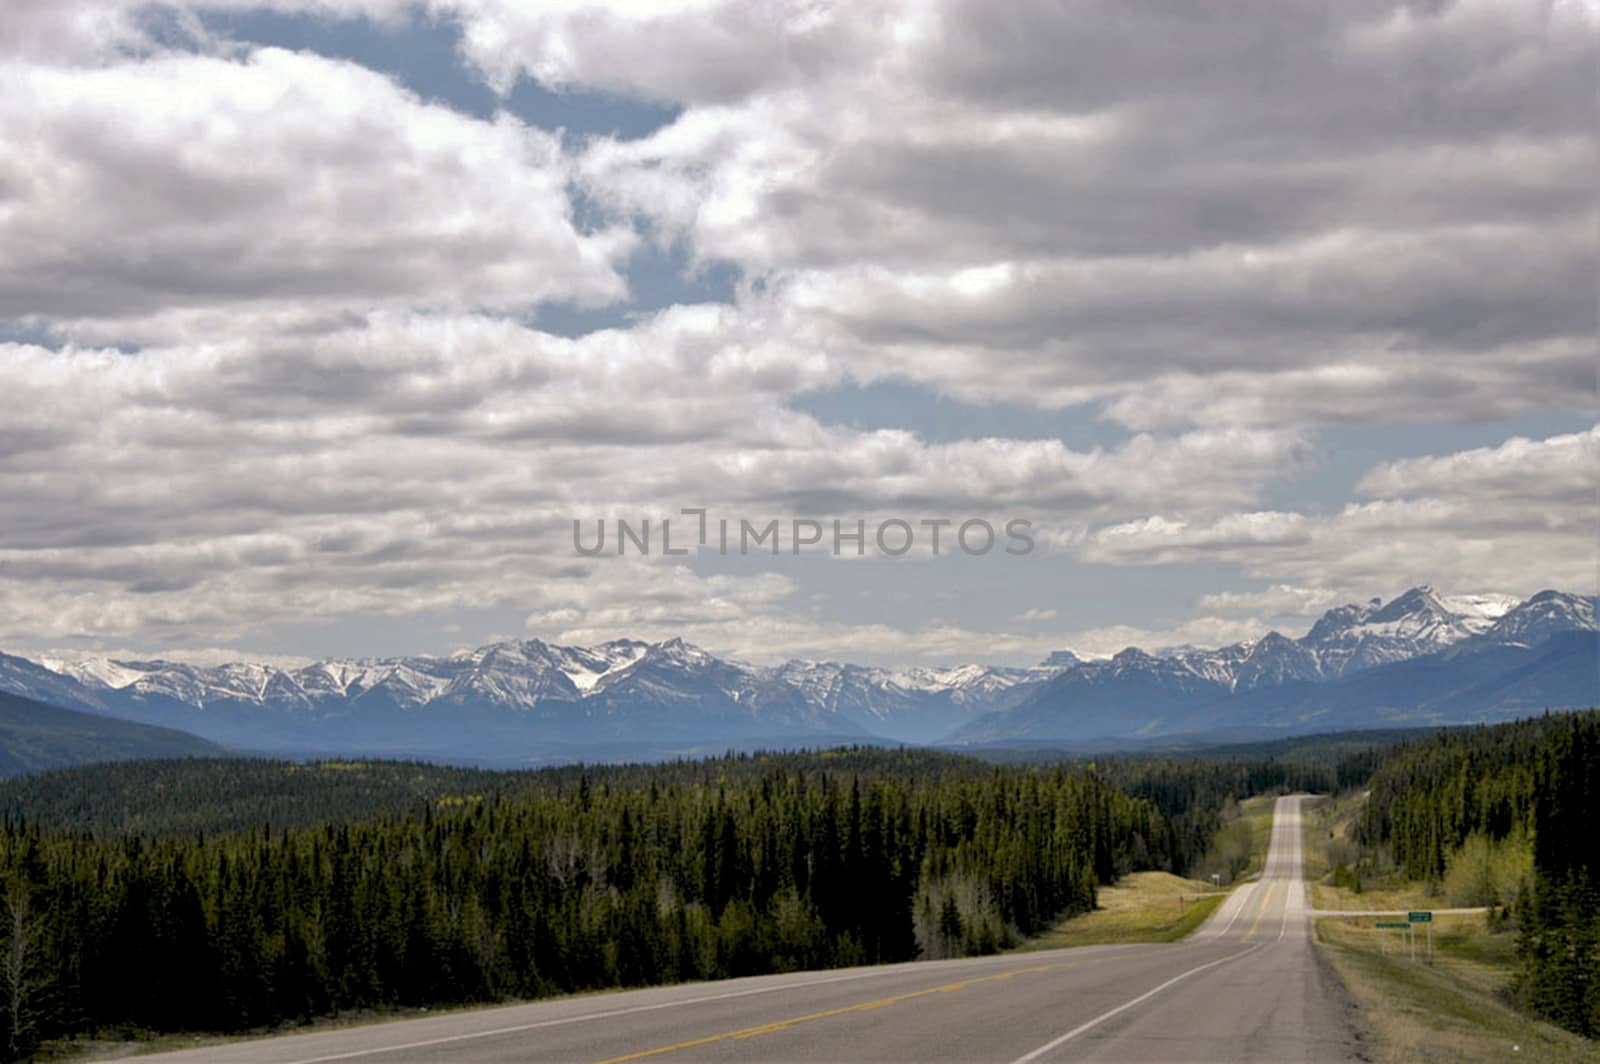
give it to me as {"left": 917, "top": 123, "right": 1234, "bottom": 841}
{"left": 0, "top": 650, "right": 123, "bottom": 714}
{"left": 1299, "top": 586, "right": 1520, "bottom": 677}
{"left": 951, "top": 587, "right": 1596, "bottom": 743}
{"left": 18, "top": 635, "right": 1069, "bottom": 752}
{"left": 1470, "top": 590, "right": 1598, "bottom": 650}
{"left": 4, "top": 587, "right": 1594, "bottom": 758}
{"left": 1115, "top": 585, "right": 1571, "bottom": 699}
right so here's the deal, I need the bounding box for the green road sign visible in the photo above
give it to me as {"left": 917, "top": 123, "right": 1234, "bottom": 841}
{"left": 1376, "top": 922, "right": 1410, "bottom": 929}
{"left": 1408, "top": 911, "right": 1433, "bottom": 923}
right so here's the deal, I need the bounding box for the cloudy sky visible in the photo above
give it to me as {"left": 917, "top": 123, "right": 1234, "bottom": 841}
{"left": 2, "top": 0, "right": 1596, "bottom": 667}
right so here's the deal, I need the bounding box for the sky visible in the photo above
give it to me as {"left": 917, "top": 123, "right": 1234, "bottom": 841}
{"left": 0, "top": 0, "right": 1596, "bottom": 668}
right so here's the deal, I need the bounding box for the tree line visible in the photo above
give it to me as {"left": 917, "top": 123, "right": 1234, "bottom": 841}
{"left": 0, "top": 742, "right": 1360, "bottom": 843}
{"left": 1351, "top": 710, "right": 1599, "bottom": 1037}
{"left": 0, "top": 735, "right": 1392, "bottom": 1057}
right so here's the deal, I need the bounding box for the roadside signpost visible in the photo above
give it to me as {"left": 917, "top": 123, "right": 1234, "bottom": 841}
{"left": 1373, "top": 913, "right": 1432, "bottom": 962}
{"left": 1375, "top": 921, "right": 1409, "bottom": 956}
{"left": 1409, "top": 911, "right": 1433, "bottom": 963}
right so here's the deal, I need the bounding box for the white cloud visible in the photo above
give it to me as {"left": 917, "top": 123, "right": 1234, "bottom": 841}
{"left": 0, "top": 308, "right": 1309, "bottom": 649}
{"left": 1196, "top": 585, "right": 1347, "bottom": 620}
{"left": 446, "top": 0, "right": 878, "bottom": 103}
{"left": 1355, "top": 426, "right": 1599, "bottom": 503}
{"left": 1080, "top": 513, "right": 1313, "bottom": 565}
{"left": 0, "top": 47, "right": 634, "bottom": 340}
{"left": 1054, "top": 616, "right": 1276, "bottom": 660}
{"left": 1, "top": 1, "right": 1593, "bottom": 663}
{"left": 1076, "top": 427, "right": 1600, "bottom": 597}
{"left": 566, "top": 0, "right": 1595, "bottom": 428}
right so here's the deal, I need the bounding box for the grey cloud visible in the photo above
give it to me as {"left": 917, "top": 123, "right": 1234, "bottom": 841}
{"left": 576, "top": 0, "right": 1594, "bottom": 429}
{"left": 924, "top": 0, "right": 1594, "bottom": 160}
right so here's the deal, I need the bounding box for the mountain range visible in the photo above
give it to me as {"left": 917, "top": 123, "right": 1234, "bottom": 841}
{"left": 0, "top": 586, "right": 1593, "bottom": 762}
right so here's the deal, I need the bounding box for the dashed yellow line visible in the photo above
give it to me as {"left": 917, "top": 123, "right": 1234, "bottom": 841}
{"left": 591, "top": 953, "right": 1146, "bottom": 1064}
{"left": 1245, "top": 881, "right": 1278, "bottom": 940}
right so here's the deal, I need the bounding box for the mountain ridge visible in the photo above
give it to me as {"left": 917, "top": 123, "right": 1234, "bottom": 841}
{"left": 3, "top": 586, "right": 1593, "bottom": 755}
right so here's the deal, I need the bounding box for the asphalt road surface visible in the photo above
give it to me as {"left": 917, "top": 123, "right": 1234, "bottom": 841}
{"left": 141, "top": 794, "right": 1361, "bottom": 1063}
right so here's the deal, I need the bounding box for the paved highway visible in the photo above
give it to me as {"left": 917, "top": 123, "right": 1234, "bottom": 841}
{"left": 141, "top": 795, "right": 1361, "bottom": 1063}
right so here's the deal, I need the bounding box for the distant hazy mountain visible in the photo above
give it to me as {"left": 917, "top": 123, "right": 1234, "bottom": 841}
{"left": 2, "top": 586, "right": 1593, "bottom": 758}
{"left": 0, "top": 690, "right": 226, "bottom": 777}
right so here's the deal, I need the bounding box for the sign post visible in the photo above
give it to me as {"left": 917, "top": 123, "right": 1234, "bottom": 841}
{"left": 1409, "top": 912, "right": 1433, "bottom": 964}
{"left": 1376, "top": 921, "right": 1409, "bottom": 956}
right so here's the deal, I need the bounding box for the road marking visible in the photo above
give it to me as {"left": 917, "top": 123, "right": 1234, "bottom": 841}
{"left": 1277, "top": 803, "right": 1300, "bottom": 943}
{"left": 1007, "top": 943, "right": 1265, "bottom": 1064}
{"left": 1245, "top": 880, "right": 1278, "bottom": 940}
{"left": 262, "top": 950, "right": 1140, "bottom": 1064}
{"left": 1210, "top": 881, "right": 1257, "bottom": 938}
{"left": 590, "top": 959, "right": 1101, "bottom": 1064}
{"left": 265, "top": 967, "right": 949, "bottom": 1064}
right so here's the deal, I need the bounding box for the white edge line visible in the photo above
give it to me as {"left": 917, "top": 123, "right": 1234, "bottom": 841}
{"left": 1006, "top": 943, "right": 1265, "bottom": 1064}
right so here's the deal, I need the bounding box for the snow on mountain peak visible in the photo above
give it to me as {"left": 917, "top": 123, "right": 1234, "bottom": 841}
{"left": 1439, "top": 593, "right": 1519, "bottom": 621}
{"left": 1296, "top": 584, "right": 1534, "bottom": 677}
{"left": 15, "top": 587, "right": 1591, "bottom": 746}
{"left": 647, "top": 637, "right": 717, "bottom": 666}
{"left": 40, "top": 656, "right": 146, "bottom": 691}
{"left": 1481, "top": 590, "right": 1598, "bottom": 647}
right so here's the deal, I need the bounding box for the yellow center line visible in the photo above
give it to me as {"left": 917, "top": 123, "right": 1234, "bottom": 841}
{"left": 1244, "top": 880, "right": 1278, "bottom": 940}
{"left": 591, "top": 952, "right": 1154, "bottom": 1064}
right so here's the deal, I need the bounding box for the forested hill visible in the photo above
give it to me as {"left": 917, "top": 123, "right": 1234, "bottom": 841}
{"left": 0, "top": 690, "right": 225, "bottom": 777}
{"left": 0, "top": 747, "right": 992, "bottom": 839}
{"left": 1352, "top": 709, "right": 1600, "bottom": 1037}
{"left": 1353, "top": 712, "right": 1589, "bottom": 881}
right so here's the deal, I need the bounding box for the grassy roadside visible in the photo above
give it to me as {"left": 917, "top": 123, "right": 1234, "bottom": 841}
{"left": 1022, "top": 793, "right": 1277, "bottom": 950}
{"left": 1019, "top": 871, "right": 1227, "bottom": 949}
{"left": 1314, "top": 916, "right": 1593, "bottom": 1063}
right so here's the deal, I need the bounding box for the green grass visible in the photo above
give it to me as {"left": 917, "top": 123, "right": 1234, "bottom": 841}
{"left": 1238, "top": 794, "right": 1275, "bottom": 878}
{"left": 1019, "top": 871, "right": 1227, "bottom": 949}
{"left": 1315, "top": 915, "right": 1594, "bottom": 1063}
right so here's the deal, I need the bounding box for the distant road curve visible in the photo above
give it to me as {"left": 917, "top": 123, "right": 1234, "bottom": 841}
{"left": 141, "top": 795, "right": 1361, "bottom": 1063}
